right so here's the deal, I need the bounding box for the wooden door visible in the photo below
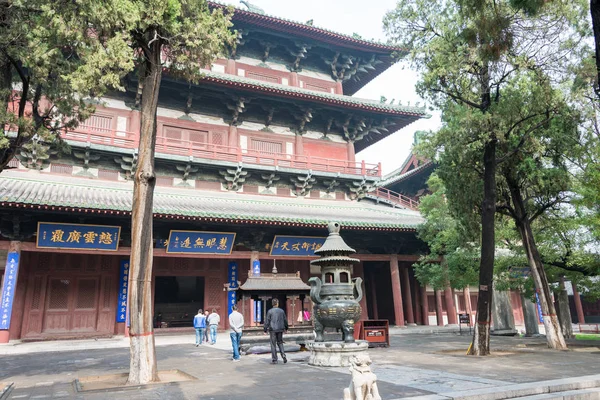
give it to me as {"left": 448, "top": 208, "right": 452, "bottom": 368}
{"left": 42, "top": 278, "right": 73, "bottom": 333}
{"left": 71, "top": 277, "right": 99, "bottom": 332}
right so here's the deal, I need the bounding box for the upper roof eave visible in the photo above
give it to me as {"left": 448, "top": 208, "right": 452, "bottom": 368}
{"left": 208, "top": 1, "right": 407, "bottom": 54}
{"left": 190, "top": 70, "right": 429, "bottom": 118}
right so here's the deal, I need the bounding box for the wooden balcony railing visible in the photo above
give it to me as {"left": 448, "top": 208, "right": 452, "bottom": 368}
{"left": 63, "top": 124, "right": 382, "bottom": 177}
{"left": 372, "top": 187, "right": 419, "bottom": 210}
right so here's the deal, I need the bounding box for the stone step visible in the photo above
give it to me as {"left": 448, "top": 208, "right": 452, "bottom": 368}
{"left": 511, "top": 388, "right": 600, "bottom": 399}
{"left": 397, "top": 374, "right": 600, "bottom": 400}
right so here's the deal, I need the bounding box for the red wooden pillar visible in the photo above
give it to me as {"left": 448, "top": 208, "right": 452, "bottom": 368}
{"left": 464, "top": 287, "right": 473, "bottom": 325}
{"left": 295, "top": 134, "right": 304, "bottom": 156}
{"left": 414, "top": 283, "right": 422, "bottom": 325}
{"left": 572, "top": 282, "right": 585, "bottom": 324}
{"left": 228, "top": 125, "right": 238, "bottom": 148}
{"left": 420, "top": 285, "right": 429, "bottom": 325}
{"left": 290, "top": 72, "right": 299, "bottom": 87}
{"left": 347, "top": 141, "right": 355, "bottom": 162}
{"left": 0, "top": 241, "right": 22, "bottom": 343}
{"left": 389, "top": 255, "right": 405, "bottom": 327}
{"left": 435, "top": 290, "right": 444, "bottom": 326}
{"left": 401, "top": 267, "right": 415, "bottom": 325}
{"left": 225, "top": 59, "right": 237, "bottom": 75}
{"left": 444, "top": 286, "right": 458, "bottom": 325}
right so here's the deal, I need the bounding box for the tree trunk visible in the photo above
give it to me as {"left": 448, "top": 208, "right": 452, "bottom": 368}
{"left": 469, "top": 137, "right": 496, "bottom": 356}
{"left": 556, "top": 277, "right": 574, "bottom": 339}
{"left": 127, "top": 36, "right": 162, "bottom": 385}
{"left": 505, "top": 173, "right": 567, "bottom": 350}
{"left": 591, "top": 0, "right": 600, "bottom": 96}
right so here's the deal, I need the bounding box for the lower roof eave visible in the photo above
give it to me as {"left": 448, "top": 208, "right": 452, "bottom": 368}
{"left": 0, "top": 202, "right": 419, "bottom": 232}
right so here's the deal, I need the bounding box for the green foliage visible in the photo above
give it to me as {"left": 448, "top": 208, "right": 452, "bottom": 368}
{"left": 414, "top": 174, "right": 480, "bottom": 290}
{"left": 0, "top": 0, "right": 236, "bottom": 172}
{"left": 0, "top": 0, "right": 139, "bottom": 169}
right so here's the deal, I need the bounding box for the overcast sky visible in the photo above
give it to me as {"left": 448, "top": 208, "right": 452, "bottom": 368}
{"left": 222, "top": 0, "right": 442, "bottom": 174}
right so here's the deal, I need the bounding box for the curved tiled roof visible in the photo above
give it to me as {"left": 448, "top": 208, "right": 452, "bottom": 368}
{"left": 380, "top": 160, "right": 435, "bottom": 187}
{"left": 209, "top": 1, "right": 405, "bottom": 53}
{"left": 195, "top": 70, "right": 428, "bottom": 117}
{"left": 0, "top": 172, "right": 424, "bottom": 231}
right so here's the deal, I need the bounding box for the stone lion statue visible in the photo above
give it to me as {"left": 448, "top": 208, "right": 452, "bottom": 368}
{"left": 343, "top": 354, "right": 382, "bottom": 400}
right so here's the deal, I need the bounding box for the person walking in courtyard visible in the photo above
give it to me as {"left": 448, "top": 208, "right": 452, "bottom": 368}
{"left": 203, "top": 310, "right": 210, "bottom": 343}
{"left": 264, "top": 298, "right": 288, "bottom": 364}
{"left": 207, "top": 308, "right": 221, "bottom": 344}
{"left": 229, "top": 305, "right": 244, "bottom": 362}
{"left": 193, "top": 309, "right": 206, "bottom": 346}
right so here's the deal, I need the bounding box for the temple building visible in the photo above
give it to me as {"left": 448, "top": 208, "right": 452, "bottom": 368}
{"left": 0, "top": 1, "right": 439, "bottom": 343}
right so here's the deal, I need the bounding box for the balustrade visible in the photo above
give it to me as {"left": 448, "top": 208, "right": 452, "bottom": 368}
{"left": 63, "top": 124, "right": 382, "bottom": 177}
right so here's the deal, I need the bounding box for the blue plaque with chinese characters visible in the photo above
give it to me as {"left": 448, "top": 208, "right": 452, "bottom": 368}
{"left": 37, "top": 222, "right": 121, "bottom": 251}
{"left": 116, "top": 260, "right": 129, "bottom": 323}
{"left": 0, "top": 252, "right": 20, "bottom": 330}
{"left": 166, "top": 231, "right": 236, "bottom": 254}
{"left": 228, "top": 262, "right": 238, "bottom": 289}
{"left": 269, "top": 236, "right": 326, "bottom": 256}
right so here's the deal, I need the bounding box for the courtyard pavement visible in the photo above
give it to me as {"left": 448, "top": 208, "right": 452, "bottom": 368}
{"left": 0, "top": 327, "right": 599, "bottom": 399}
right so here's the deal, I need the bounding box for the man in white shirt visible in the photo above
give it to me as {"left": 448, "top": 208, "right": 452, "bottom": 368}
{"left": 228, "top": 305, "right": 244, "bottom": 362}
{"left": 207, "top": 308, "right": 221, "bottom": 344}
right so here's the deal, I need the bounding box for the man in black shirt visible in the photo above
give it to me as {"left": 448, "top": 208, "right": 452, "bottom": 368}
{"left": 264, "top": 298, "right": 288, "bottom": 364}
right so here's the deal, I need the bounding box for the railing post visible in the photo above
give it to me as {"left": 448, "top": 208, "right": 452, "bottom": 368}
{"left": 236, "top": 146, "right": 242, "bottom": 162}
{"left": 361, "top": 160, "right": 366, "bottom": 176}
{"left": 378, "top": 162, "right": 382, "bottom": 177}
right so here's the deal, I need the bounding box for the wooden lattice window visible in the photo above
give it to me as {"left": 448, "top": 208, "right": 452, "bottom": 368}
{"left": 247, "top": 71, "right": 279, "bottom": 83}
{"left": 50, "top": 163, "right": 73, "bottom": 175}
{"left": 304, "top": 82, "right": 330, "bottom": 92}
{"left": 30, "top": 276, "right": 43, "bottom": 310}
{"left": 76, "top": 279, "right": 97, "bottom": 309}
{"left": 250, "top": 138, "right": 283, "bottom": 154}
{"left": 162, "top": 125, "right": 208, "bottom": 146}
{"left": 212, "top": 131, "right": 225, "bottom": 146}
{"left": 103, "top": 277, "right": 112, "bottom": 309}
{"left": 156, "top": 176, "right": 173, "bottom": 187}
{"left": 98, "top": 169, "right": 119, "bottom": 181}
{"left": 47, "top": 279, "right": 71, "bottom": 310}
{"left": 84, "top": 114, "right": 113, "bottom": 133}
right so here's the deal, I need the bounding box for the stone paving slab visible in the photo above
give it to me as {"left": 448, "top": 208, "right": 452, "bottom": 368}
{"left": 2, "top": 343, "right": 429, "bottom": 400}
{"left": 2, "top": 332, "right": 600, "bottom": 399}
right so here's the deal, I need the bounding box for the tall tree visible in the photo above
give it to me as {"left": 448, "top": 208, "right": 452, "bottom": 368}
{"left": 413, "top": 173, "right": 479, "bottom": 291}
{"left": 0, "top": 0, "right": 134, "bottom": 171}
{"left": 387, "top": 0, "right": 585, "bottom": 353}
{"left": 115, "top": 0, "right": 236, "bottom": 385}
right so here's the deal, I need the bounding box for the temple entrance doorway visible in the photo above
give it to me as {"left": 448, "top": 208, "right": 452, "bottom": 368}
{"left": 363, "top": 261, "right": 396, "bottom": 325}
{"left": 153, "top": 276, "right": 205, "bottom": 328}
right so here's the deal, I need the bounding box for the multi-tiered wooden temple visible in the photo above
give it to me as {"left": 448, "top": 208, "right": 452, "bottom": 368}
{"left": 0, "top": 2, "right": 438, "bottom": 342}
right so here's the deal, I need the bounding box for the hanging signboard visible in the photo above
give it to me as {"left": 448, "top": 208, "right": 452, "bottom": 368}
{"left": 0, "top": 252, "right": 20, "bottom": 330}
{"left": 166, "top": 231, "right": 236, "bottom": 254}
{"left": 37, "top": 222, "right": 121, "bottom": 251}
{"left": 116, "top": 260, "right": 129, "bottom": 323}
{"left": 269, "top": 236, "right": 326, "bottom": 257}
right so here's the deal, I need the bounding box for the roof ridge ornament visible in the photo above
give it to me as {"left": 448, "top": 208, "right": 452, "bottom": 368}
{"left": 239, "top": 0, "right": 265, "bottom": 15}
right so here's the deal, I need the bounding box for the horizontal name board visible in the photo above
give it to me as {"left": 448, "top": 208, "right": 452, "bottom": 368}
{"left": 269, "top": 236, "right": 326, "bottom": 257}
{"left": 166, "top": 230, "right": 236, "bottom": 254}
{"left": 37, "top": 222, "right": 121, "bottom": 251}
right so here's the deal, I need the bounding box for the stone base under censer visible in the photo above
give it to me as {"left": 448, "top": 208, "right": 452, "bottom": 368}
{"left": 307, "top": 340, "right": 369, "bottom": 367}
